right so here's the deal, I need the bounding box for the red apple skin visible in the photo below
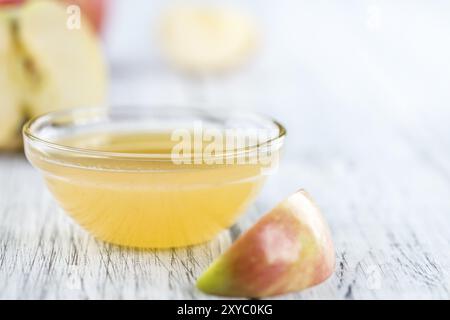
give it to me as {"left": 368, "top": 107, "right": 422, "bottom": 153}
{"left": 64, "top": 0, "right": 106, "bottom": 32}
{"left": 0, "top": 1, "right": 106, "bottom": 32}
{"left": 0, "top": 0, "right": 24, "bottom": 5}
{"left": 196, "top": 190, "right": 335, "bottom": 298}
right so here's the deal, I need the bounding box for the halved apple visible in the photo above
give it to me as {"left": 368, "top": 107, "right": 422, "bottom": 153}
{"left": 159, "top": 6, "right": 258, "bottom": 73}
{"left": 0, "top": 0, "right": 107, "bottom": 150}
{"left": 197, "top": 190, "right": 335, "bottom": 298}
{"left": 0, "top": 12, "right": 23, "bottom": 149}
{"left": 17, "top": 0, "right": 107, "bottom": 117}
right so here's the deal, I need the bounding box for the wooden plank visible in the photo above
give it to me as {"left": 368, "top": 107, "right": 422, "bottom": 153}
{"left": 0, "top": 97, "right": 449, "bottom": 299}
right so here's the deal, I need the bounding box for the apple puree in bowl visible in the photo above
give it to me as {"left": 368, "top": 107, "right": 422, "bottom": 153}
{"left": 23, "top": 107, "right": 286, "bottom": 249}
{"left": 31, "top": 131, "right": 272, "bottom": 248}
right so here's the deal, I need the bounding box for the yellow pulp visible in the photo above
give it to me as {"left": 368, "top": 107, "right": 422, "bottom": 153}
{"left": 28, "top": 132, "right": 273, "bottom": 248}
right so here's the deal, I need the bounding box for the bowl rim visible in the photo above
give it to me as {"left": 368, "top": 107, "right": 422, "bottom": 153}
{"left": 22, "top": 106, "right": 287, "bottom": 161}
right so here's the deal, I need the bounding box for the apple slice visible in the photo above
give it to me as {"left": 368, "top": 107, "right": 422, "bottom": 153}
{"left": 197, "top": 190, "right": 335, "bottom": 298}
{"left": 17, "top": 0, "right": 107, "bottom": 117}
{"left": 0, "top": 13, "right": 23, "bottom": 149}
{"left": 159, "top": 6, "right": 258, "bottom": 73}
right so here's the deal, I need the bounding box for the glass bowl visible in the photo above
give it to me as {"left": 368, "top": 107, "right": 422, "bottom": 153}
{"left": 23, "top": 106, "right": 286, "bottom": 248}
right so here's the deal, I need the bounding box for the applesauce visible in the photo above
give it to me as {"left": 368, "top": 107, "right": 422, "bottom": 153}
{"left": 23, "top": 107, "right": 285, "bottom": 248}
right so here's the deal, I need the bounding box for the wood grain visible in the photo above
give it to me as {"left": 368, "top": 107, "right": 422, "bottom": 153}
{"left": 0, "top": 94, "right": 449, "bottom": 299}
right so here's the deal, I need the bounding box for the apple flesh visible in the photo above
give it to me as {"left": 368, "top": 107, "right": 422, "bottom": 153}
{"left": 0, "top": 0, "right": 107, "bottom": 149}
{"left": 0, "top": 12, "right": 23, "bottom": 149}
{"left": 17, "top": 0, "right": 107, "bottom": 117}
{"left": 159, "top": 6, "right": 258, "bottom": 74}
{"left": 196, "top": 190, "right": 335, "bottom": 298}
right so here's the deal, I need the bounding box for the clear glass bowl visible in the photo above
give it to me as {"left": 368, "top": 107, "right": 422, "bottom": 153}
{"left": 23, "top": 106, "right": 286, "bottom": 248}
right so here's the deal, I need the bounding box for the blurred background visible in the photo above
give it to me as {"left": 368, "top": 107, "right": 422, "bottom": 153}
{"left": 101, "top": 0, "right": 450, "bottom": 149}
{"left": 104, "top": 0, "right": 450, "bottom": 113}
{"left": 2, "top": 0, "right": 449, "bottom": 159}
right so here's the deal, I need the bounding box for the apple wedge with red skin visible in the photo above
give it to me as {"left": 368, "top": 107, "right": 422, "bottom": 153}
{"left": 197, "top": 190, "right": 335, "bottom": 298}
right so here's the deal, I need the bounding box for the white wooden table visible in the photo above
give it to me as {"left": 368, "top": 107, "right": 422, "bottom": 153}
{"left": 0, "top": 0, "right": 449, "bottom": 299}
